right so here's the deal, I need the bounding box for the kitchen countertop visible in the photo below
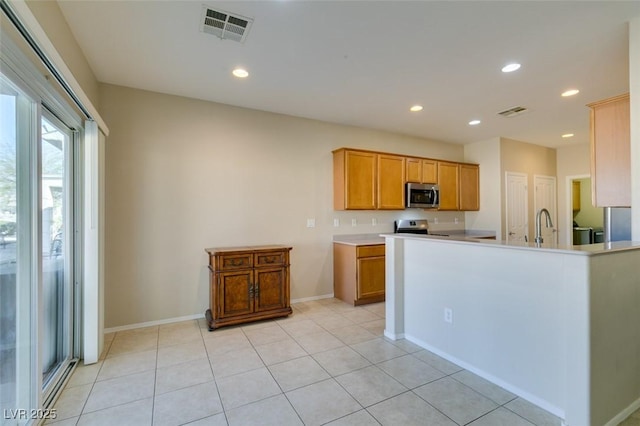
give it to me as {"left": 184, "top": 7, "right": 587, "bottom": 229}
{"left": 332, "top": 234, "right": 385, "bottom": 246}
{"left": 333, "top": 229, "right": 496, "bottom": 246}
{"left": 383, "top": 232, "right": 640, "bottom": 256}
{"left": 420, "top": 229, "right": 496, "bottom": 239}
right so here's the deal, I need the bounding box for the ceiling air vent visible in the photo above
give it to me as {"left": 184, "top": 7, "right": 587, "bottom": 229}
{"left": 200, "top": 6, "right": 253, "bottom": 43}
{"left": 497, "top": 106, "right": 528, "bottom": 118}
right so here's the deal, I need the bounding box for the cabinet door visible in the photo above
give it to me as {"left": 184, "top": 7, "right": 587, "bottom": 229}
{"left": 438, "top": 161, "right": 459, "bottom": 210}
{"left": 218, "top": 270, "right": 254, "bottom": 318}
{"left": 357, "top": 256, "right": 385, "bottom": 299}
{"left": 377, "top": 154, "right": 405, "bottom": 209}
{"left": 459, "top": 164, "right": 479, "bottom": 211}
{"left": 406, "top": 158, "right": 422, "bottom": 183}
{"left": 589, "top": 94, "right": 630, "bottom": 207}
{"left": 422, "top": 160, "right": 438, "bottom": 184}
{"left": 254, "top": 267, "right": 286, "bottom": 312}
{"left": 406, "top": 158, "right": 437, "bottom": 184}
{"left": 345, "top": 150, "right": 377, "bottom": 209}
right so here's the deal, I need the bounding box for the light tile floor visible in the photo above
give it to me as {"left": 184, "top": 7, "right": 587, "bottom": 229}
{"left": 47, "top": 298, "right": 636, "bottom": 426}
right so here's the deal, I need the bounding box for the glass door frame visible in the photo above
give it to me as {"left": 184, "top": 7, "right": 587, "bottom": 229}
{"left": 39, "top": 107, "right": 78, "bottom": 405}
{"left": 1, "top": 53, "right": 84, "bottom": 421}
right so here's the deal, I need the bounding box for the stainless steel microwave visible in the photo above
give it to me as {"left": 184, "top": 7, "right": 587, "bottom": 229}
{"left": 406, "top": 183, "right": 440, "bottom": 208}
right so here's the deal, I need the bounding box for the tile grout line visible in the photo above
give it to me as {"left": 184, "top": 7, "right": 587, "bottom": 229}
{"left": 55, "top": 301, "right": 557, "bottom": 425}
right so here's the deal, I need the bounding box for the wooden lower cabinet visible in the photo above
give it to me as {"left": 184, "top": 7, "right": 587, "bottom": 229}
{"left": 205, "top": 245, "right": 292, "bottom": 330}
{"left": 334, "top": 243, "right": 385, "bottom": 305}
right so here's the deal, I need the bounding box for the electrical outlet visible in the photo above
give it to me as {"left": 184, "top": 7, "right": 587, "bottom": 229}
{"left": 306, "top": 219, "right": 315, "bottom": 228}
{"left": 351, "top": 218, "right": 357, "bottom": 227}
{"left": 434, "top": 217, "right": 439, "bottom": 224}
{"left": 444, "top": 308, "right": 453, "bottom": 324}
{"left": 454, "top": 217, "right": 459, "bottom": 224}
{"left": 333, "top": 218, "right": 340, "bottom": 227}
{"left": 372, "top": 218, "right": 377, "bottom": 226}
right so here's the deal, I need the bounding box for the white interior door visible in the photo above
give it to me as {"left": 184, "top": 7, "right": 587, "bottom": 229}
{"left": 505, "top": 172, "right": 528, "bottom": 242}
{"left": 534, "top": 175, "right": 558, "bottom": 244}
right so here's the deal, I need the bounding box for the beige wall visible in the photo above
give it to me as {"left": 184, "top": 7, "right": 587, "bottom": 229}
{"left": 100, "top": 83, "right": 465, "bottom": 328}
{"left": 500, "top": 138, "right": 558, "bottom": 240}
{"left": 25, "top": 0, "right": 100, "bottom": 107}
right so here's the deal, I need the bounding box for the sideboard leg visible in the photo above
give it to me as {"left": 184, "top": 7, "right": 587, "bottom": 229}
{"left": 205, "top": 308, "right": 215, "bottom": 331}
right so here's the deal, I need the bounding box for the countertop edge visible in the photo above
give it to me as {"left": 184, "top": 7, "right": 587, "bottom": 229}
{"left": 332, "top": 234, "right": 385, "bottom": 246}
{"left": 382, "top": 233, "right": 640, "bottom": 256}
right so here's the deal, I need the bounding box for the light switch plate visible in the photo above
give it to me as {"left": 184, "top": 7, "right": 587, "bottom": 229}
{"left": 333, "top": 218, "right": 340, "bottom": 227}
{"left": 306, "top": 219, "right": 315, "bottom": 228}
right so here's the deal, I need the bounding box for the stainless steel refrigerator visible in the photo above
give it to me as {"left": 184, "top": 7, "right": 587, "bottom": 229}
{"left": 604, "top": 207, "right": 632, "bottom": 242}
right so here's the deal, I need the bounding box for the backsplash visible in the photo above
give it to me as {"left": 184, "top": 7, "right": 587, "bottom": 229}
{"left": 329, "top": 210, "right": 465, "bottom": 235}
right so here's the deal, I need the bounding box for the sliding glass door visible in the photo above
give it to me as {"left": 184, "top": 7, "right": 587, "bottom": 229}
{"left": 40, "top": 112, "right": 74, "bottom": 402}
{"left": 1, "top": 72, "right": 37, "bottom": 424}
{"left": 1, "top": 69, "right": 79, "bottom": 423}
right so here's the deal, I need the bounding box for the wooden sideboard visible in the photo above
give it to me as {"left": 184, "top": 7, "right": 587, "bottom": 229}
{"left": 204, "top": 245, "right": 292, "bottom": 330}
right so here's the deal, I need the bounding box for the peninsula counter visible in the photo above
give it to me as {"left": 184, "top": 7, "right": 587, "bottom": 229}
{"left": 383, "top": 234, "right": 640, "bottom": 426}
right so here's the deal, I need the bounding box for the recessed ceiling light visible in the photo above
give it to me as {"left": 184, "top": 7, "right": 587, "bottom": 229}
{"left": 410, "top": 105, "right": 423, "bottom": 112}
{"left": 501, "top": 63, "right": 521, "bottom": 73}
{"left": 562, "top": 133, "right": 574, "bottom": 138}
{"left": 232, "top": 68, "right": 249, "bottom": 78}
{"left": 561, "top": 89, "right": 580, "bottom": 97}
{"left": 468, "top": 120, "right": 481, "bottom": 126}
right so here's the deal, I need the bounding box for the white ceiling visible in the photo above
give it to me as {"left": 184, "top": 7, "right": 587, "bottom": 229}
{"left": 57, "top": 1, "right": 639, "bottom": 148}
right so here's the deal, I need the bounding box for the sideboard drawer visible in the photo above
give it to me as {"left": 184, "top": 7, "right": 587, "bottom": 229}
{"left": 255, "top": 251, "right": 286, "bottom": 267}
{"left": 218, "top": 253, "right": 253, "bottom": 270}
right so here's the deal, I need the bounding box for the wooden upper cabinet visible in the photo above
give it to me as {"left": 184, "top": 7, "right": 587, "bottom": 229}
{"left": 459, "top": 163, "right": 479, "bottom": 211}
{"left": 377, "top": 154, "right": 405, "bottom": 209}
{"left": 588, "top": 93, "right": 630, "bottom": 207}
{"left": 406, "top": 158, "right": 437, "bottom": 184}
{"left": 422, "top": 160, "right": 438, "bottom": 184}
{"left": 334, "top": 148, "right": 478, "bottom": 211}
{"left": 406, "top": 158, "right": 422, "bottom": 183}
{"left": 437, "top": 161, "right": 460, "bottom": 210}
{"left": 333, "top": 149, "right": 377, "bottom": 210}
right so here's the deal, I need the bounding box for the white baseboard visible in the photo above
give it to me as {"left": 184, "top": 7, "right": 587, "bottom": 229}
{"left": 104, "top": 295, "right": 337, "bottom": 333}
{"left": 604, "top": 396, "right": 640, "bottom": 426}
{"left": 404, "top": 333, "right": 566, "bottom": 421}
{"left": 291, "top": 293, "right": 334, "bottom": 304}
{"left": 104, "top": 313, "right": 204, "bottom": 334}
{"left": 104, "top": 293, "right": 333, "bottom": 334}
{"left": 384, "top": 330, "right": 405, "bottom": 340}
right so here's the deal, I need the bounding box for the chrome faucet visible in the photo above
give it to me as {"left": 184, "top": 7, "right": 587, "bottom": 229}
{"left": 534, "top": 208, "right": 554, "bottom": 244}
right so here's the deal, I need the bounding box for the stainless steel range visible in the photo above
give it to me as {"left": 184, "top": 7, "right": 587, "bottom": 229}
{"left": 394, "top": 219, "right": 430, "bottom": 234}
